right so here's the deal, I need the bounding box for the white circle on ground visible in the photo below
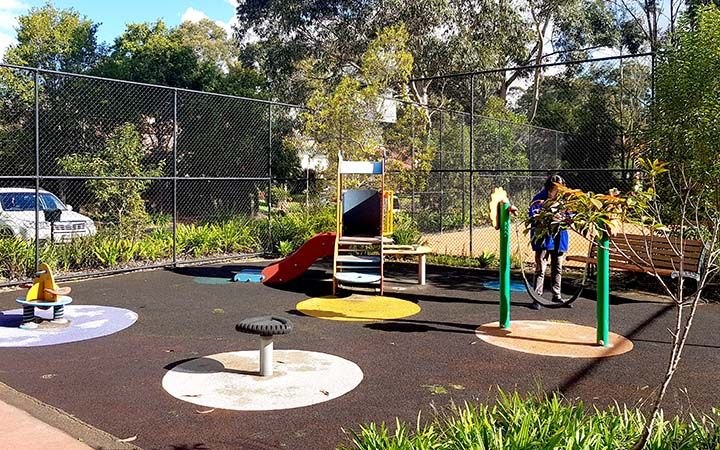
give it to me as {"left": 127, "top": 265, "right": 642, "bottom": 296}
{"left": 0, "top": 305, "right": 138, "bottom": 347}
{"left": 162, "top": 350, "right": 363, "bottom": 411}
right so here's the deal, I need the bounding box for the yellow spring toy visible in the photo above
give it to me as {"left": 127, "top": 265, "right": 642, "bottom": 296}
{"left": 17, "top": 263, "right": 73, "bottom": 329}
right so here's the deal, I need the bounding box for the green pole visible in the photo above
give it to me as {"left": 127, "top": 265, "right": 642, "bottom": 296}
{"left": 499, "top": 201, "right": 511, "bottom": 329}
{"left": 596, "top": 231, "right": 610, "bottom": 346}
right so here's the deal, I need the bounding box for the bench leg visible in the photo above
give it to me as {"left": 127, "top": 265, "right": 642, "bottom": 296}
{"left": 259, "top": 336, "right": 274, "bottom": 377}
{"left": 51, "top": 305, "right": 68, "bottom": 324}
{"left": 20, "top": 306, "right": 38, "bottom": 330}
{"left": 418, "top": 255, "right": 426, "bottom": 285}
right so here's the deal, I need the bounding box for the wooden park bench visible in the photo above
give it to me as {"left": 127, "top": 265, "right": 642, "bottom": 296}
{"left": 566, "top": 233, "right": 707, "bottom": 281}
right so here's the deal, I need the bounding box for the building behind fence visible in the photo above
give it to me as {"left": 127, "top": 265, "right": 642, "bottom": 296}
{"left": 0, "top": 53, "right": 651, "bottom": 284}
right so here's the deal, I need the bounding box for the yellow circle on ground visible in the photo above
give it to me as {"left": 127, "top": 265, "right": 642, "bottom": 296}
{"left": 476, "top": 320, "right": 633, "bottom": 358}
{"left": 296, "top": 295, "right": 421, "bottom": 322}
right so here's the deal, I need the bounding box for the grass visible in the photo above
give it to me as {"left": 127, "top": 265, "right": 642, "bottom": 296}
{"left": 339, "top": 390, "right": 720, "bottom": 450}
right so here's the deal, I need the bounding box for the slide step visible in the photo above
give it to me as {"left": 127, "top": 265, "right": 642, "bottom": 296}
{"left": 338, "top": 236, "right": 392, "bottom": 245}
{"left": 337, "top": 266, "right": 380, "bottom": 272}
{"left": 335, "top": 272, "right": 382, "bottom": 284}
{"left": 336, "top": 255, "right": 381, "bottom": 264}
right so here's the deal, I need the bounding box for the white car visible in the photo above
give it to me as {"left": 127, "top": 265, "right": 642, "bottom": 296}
{"left": 0, "top": 188, "right": 97, "bottom": 241}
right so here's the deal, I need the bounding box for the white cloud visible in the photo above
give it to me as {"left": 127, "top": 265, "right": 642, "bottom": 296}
{"left": 0, "top": 10, "right": 19, "bottom": 30}
{"left": 0, "top": 0, "right": 27, "bottom": 60}
{"left": 180, "top": 6, "right": 209, "bottom": 23}
{"left": 0, "top": 31, "right": 13, "bottom": 57}
{"left": 0, "top": 0, "right": 27, "bottom": 10}
{"left": 181, "top": 4, "right": 247, "bottom": 41}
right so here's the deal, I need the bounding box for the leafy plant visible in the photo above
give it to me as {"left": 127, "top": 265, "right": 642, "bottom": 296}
{"left": 392, "top": 212, "right": 422, "bottom": 245}
{"left": 92, "top": 240, "right": 123, "bottom": 267}
{"left": 277, "top": 240, "right": 294, "bottom": 257}
{"left": 427, "top": 253, "right": 498, "bottom": 269}
{"left": 339, "top": 390, "right": 720, "bottom": 450}
{"left": 0, "top": 238, "right": 34, "bottom": 279}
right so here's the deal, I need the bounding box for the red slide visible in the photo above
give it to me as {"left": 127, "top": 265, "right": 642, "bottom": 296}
{"left": 262, "top": 232, "right": 336, "bottom": 284}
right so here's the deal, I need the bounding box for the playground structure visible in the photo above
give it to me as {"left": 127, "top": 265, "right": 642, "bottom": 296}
{"left": 489, "top": 187, "right": 611, "bottom": 346}
{"left": 332, "top": 153, "right": 388, "bottom": 295}
{"left": 262, "top": 152, "right": 432, "bottom": 291}
{"left": 16, "top": 263, "right": 73, "bottom": 330}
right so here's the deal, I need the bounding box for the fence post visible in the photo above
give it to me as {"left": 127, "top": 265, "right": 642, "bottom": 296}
{"left": 469, "top": 75, "right": 474, "bottom": 257}
{"left": 172, "top": 89, "right": 178, "bottom": 268}
{"left": 34, "top": 69, "right": 40, "bottom": 271}
{"left": 461, "top": 119, "right": 465, "bottom": 225}
{"left": 439, "top": 111, "right": 444, "bottom": 233}
{"left": 411, "top": 125, "right": 416, "bottom": 219}
{"left": 267, "top": 104, "right": 273, "bottom": 252}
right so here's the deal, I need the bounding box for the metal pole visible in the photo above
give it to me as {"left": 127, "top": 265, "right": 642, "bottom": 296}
{"left": 499, "top": 201, "right": 511, "bottom": 328}
{"left": 461, "top": 120, "right": 465, "bottom": 224}
{"left": 469, "top": 75, "right": 475, "bottom": 256}
{"left": 439, "top": 112, "right": 444, "bottom": 233}
{"left": 267, "top": 104, "right": 273, "bottom": 251}
{"left": 34, "top": 69, "right": 40, "bottom": 270}
{"left": 411, "top": 127, "right": 416, "bottom": 219}
{"left": 172, "top": 89, "right": 178, "bottom": 268}
{"left": 597, "top": 231, "right": 610, "bottom": 346}
{"left": 259, "top": 336, "right": 273, "bottom": 377}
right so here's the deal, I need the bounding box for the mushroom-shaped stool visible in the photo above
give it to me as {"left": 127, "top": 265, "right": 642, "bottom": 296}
{"left": 235, "top": 316, "right": 293, "bottom": 377}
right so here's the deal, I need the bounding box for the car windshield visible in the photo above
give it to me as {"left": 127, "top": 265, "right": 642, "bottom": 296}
{"left": 0, "top": 192, "right": 66, "bottom": 212}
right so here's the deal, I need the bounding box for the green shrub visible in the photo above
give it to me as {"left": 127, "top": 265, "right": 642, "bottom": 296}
{"left": 148, "top": 213, "right": 172, "bottom": 228}
{"left": 427, "top": 253, "right": 498, "bottom": 269}
{"left": 270, "top": 206, "right": 335, "bottom": 254}
{"left": 93, "top": 240, "right": 124, "bottom": 267}
{"left": 340, "top": 390, "right": 720, "bottom": 450}
{"left": 278, "top": 240, "right": 294, "bottom": 257}
{"left": 0, "top": 238, "right": 34, "bottom": 279}
{"left": 58, "top": 123, "right": 163, "bottom": 235}
{"left": 392, "top": 212, "right": 421, "bottom": 245}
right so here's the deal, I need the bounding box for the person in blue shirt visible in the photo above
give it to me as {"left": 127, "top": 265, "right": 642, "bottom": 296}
{"left": 529, "top": 174, "right": 569, "bottom": 309}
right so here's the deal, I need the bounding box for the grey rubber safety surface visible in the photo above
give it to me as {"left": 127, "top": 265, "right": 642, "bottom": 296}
{"left": 0, "top": 262, "right": 719, "bottom": 450}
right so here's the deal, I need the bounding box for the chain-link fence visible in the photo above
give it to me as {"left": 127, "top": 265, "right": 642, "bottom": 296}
{"left": 279, "top": 54, "right": 653, "bottom": 264}
{"left": 0, "top": 64, "right": 305, "bottom": 285}
{"left": 0, "top": 53, "right": 653, "bottom": 284}
{"left": 384, "top": 54, "right": 652, "bottom": 263}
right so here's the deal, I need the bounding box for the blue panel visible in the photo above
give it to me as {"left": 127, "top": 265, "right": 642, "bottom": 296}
{"left": 482, "top": 280, "right": 526, "bottom": 292}
{"left": 232, "top": 269, "right": 265, "bottom": 283}
{"left": 342, "top": 189, "right": 381, "bottom": 237}
{"left": 336, "top": 272, "right": 382, "bottom": 284}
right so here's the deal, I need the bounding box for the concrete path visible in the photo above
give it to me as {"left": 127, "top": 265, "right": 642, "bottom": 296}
{"left": 0, "top": 399, "right": 92, "bottom": 450}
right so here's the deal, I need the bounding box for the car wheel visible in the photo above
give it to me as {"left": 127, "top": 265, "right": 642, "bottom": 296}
{"left": 0, "top": 228, "right": 14, "bottom": 239}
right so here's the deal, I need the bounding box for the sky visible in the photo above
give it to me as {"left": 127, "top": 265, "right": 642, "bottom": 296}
{"left": 0, "top": 0, "right": 240, "bottom": 59}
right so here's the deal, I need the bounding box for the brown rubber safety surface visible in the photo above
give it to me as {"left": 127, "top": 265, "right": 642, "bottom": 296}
{"left": 0, "top": 262, "right": 719, "bottom": 450}
{"left": 477, "top": 321, "right": 633, "bottom": 358}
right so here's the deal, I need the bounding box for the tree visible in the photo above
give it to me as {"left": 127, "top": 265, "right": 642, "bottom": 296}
{"left": 96, "top": 21, "right": 206, "bottom": 89}
{"left": 0, "top": 4, "right": 103, "bottom": 176}
{"left": 232, "top": 0, "right": 529, "bottom": 107}
{"left": 650, "top": 4, "right": 720, "bottom": 216}
{"left": 175, "top": 19, "right": 239, "bottom": 68}
{"left": 3, "top": 3, "right": 102, "bottom": 72}
{"left": 302, "top": 25, "right": 416, "bottom": 177}
{"left": 58, "top": 123, "right": 164, "bottom": 234}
